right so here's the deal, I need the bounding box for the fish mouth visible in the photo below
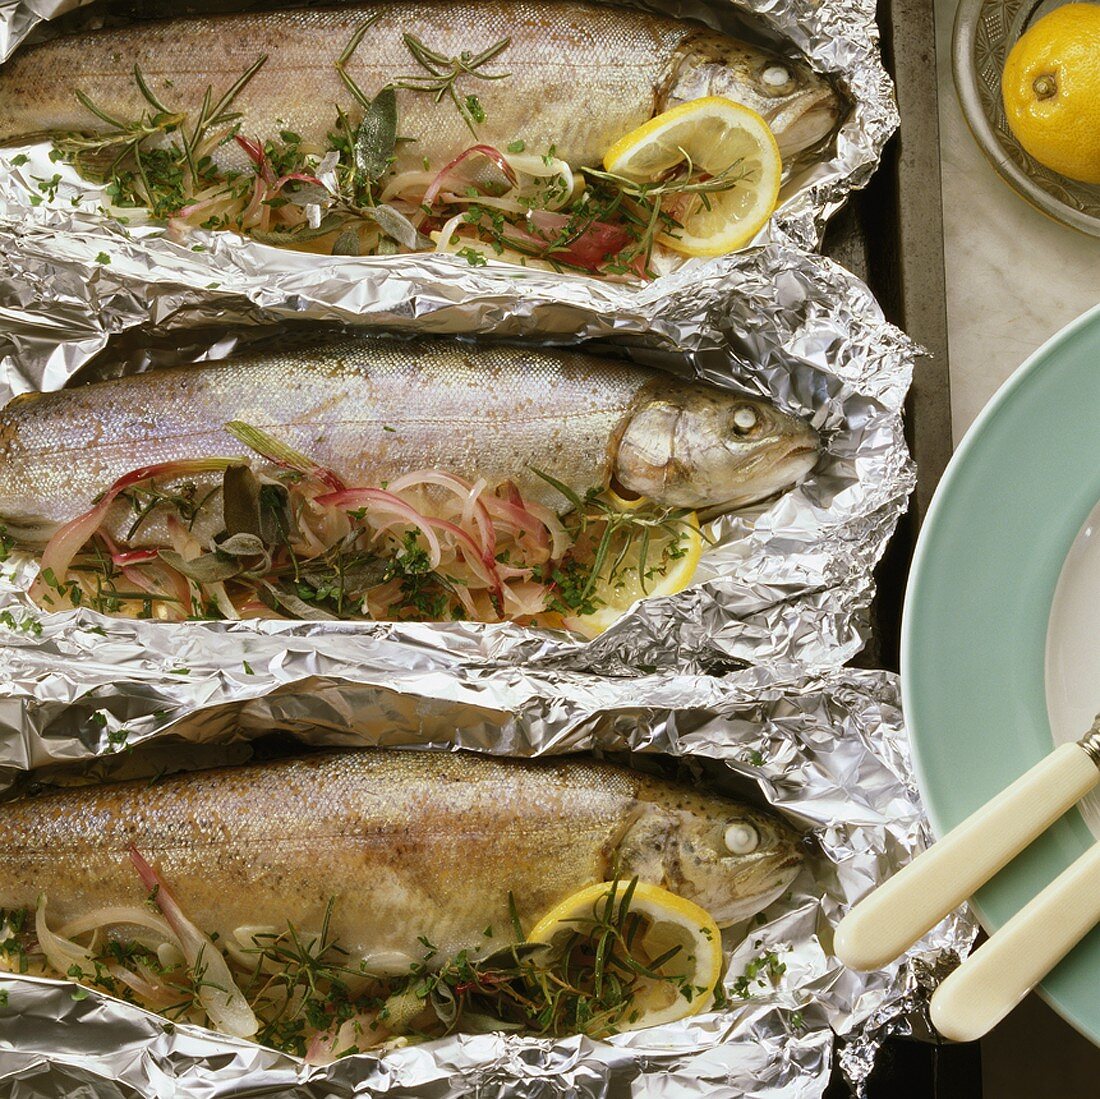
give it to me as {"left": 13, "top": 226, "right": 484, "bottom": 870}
{"left": 715, "top": 858, "right": 803, "bottom": 926}
{"left": 698, "top": 439, "right": 820, "bottom": 520}
{"left": 774, "top": 95, "right": 842, "bottom": 158}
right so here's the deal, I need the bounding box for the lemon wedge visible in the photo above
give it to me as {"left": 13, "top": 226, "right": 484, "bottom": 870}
{"left": 563, "top": 509, "right": 703, "bottom": 638}
{"left": 603, "top": 97, "right": 782, "bottom": 257}
{"left": 528, "top": 881, "right": 724, "bottom": 1031}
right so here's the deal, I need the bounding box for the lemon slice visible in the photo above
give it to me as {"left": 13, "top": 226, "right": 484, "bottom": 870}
{"left": 563, "top": 510, "right": 703, "bottom": 638}
{"left": 603, "top": 97, "right": 782, "bottom": 257}
{"left": 528, "top": 881, "right": 724, "bottom": 1031}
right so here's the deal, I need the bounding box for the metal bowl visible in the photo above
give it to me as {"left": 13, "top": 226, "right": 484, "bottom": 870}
{"left": 953, "top": 0, "right": 1100, "bottom": 236}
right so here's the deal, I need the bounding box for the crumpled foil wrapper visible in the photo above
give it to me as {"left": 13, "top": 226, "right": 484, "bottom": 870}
{"left": 0, "top": 240, "right": 917, "bottom": 674}
{"left": 0, "top": 0, "right": 897, "bottom": 256}
{"left": 0, "top": 658, "right": 976, "bottom": 1098}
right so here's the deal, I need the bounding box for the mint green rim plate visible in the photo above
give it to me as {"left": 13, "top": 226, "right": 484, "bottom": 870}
{"left": 902, "top": 303, "right": 1100, "bottom": 1044}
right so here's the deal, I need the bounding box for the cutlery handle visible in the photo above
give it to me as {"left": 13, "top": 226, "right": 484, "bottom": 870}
{"left": 835, "top": 741, "right": 1099, "bottom": 971}
{"left": 930, "top": 842, "right": 1100, "bottom": 1042}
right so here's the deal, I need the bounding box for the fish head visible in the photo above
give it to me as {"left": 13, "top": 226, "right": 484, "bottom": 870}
{"left": 669, "top": 33, "right": 842, "bottom": 158}
{"left": 619, "top": 791, "right": 804, "bottom": 926}
{"left": 613, "top": 384, "right": 820, "bottom": 514}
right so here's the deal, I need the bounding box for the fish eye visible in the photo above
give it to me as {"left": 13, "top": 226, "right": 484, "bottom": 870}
{"left": 724, "top": 822, "right": 759, "bottom": 855}
{"left": 731, "top": 405, "right": 759, "bottom": 434}
{"left": 762, "top": 64, "right": 794, "bottom": 90}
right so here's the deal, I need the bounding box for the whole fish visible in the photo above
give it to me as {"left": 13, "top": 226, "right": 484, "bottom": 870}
{"left": 0, "top": 750, "right": 804, "bottom": 965}
{"left": 0, "top": 335, "right": 820, "bottom": 546}
{"left": 0, "top": 2, "right": 841, "bottom": 167}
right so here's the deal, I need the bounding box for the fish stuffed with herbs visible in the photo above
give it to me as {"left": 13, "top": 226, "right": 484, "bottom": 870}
{"left": 0, "top": 749, "right": 804, "bottom": 1056}
{"left": 0, "top": 335, "right": 820, "bottom": 628}
{"left": 0, "top": 1, "right": 842, "bottom": 274}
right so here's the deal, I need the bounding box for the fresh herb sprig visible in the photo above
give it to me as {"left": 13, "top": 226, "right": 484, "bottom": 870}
{"left": 55, "top": 58, "right": 265, "bottom": 218}
{"left": 395, "top": 32, "right": 511, "bottom": 135}
{"left": 532, "top": 470, "right": 703, "bottom": 612}
{"left": 8, "top": 879, "right": 718, "bottom": 1058}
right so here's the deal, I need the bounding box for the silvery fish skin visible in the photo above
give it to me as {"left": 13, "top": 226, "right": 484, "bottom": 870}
{"left": 0, "top": 2, "right": 841, "bottom": 164}
{"left": 0, "top": 750, "right": 805, "bottom": 963}
{"left": 0, "top": 335, "right": 820, "bottom": 546}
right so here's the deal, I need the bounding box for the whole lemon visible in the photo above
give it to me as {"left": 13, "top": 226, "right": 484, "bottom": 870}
{"left": 1001, "top": 3, "right": 1100, "bottom": 184}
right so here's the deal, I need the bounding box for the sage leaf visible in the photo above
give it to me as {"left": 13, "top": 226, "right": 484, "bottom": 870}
{"left": 257, "top": 581, "right": 340, "bottom": 621}
{"left": 158, "top": 550, "right": 243, "bottom": 584}
{"left": 332, "top": 227, "right": 361, "bottom": 256}
{"left": 359, "top": 203, "right": 427, "bottom": 250}
{"left": 223, "top": 465, "right": 262, "bottom": 539}
{"left": 354, "top": 85, "right": 397, "bottom": 180}
{"left": 216, "top": 533, "right": 268, "bottom": 558}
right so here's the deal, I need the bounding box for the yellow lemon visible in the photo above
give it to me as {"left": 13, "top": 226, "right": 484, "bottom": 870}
{"left": 1001, "top": 4, "right": 1100, "bottom": 184}
{"left": 562, "top": 510, "right": 703, "bottom": 638}
{"left": 528, "top": 880, "right": 725, "bottom": 1031}
{"left": 603, "top": 97, "right": 782, "bottom": 256}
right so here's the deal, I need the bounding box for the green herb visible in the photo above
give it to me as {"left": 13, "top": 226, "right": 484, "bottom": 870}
{"left": 455, "top": 245, "right": 488, "bottom": 266}
{"left": 729, "top": 949, "right": 787, "bottom": 1000}
{"left": 95, "top": 252, "right": 111, "bottom": 265}
{"left": 506, "top": 140, "right": 525, "bottom": 154}
{"left": 395, "top": 32, "right": 511, "bottom": 135}
{"left": 55, "top": 56, "right": 265, "bottom": 218}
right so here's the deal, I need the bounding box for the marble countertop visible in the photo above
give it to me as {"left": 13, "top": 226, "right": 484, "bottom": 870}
{"left": 932, "top": 0, "right": 1099, "bottom": 1091}
{"left": 934, "top": 0, "right": 1099, "bottom": 439}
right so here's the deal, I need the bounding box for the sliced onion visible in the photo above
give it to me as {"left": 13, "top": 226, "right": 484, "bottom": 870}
{"left": 523, "top": 501, "right": 572, "bottom": 561}
{"left": 234, "top": 134, "right": 275, "bottom": 185}
{"left": 438, "top": 192, "right": 528, "bottom": 215}
{"left": 317, "top": 488, "right": 444, "bottom": 569}
{"left": 481, "top": 495, "right": 550, "bottom": 556}
{"left": 105, "top": 962, "right": 183, "bottom": 1010}
{"left": 422, "top": 144, "right": 517, "bottom": 208}
{"left": 433, "top": 211, "right": 468, "bottom": 254}
{"left": 111, "top": 549, "right": 159, "bottom": 567}
{"left": 57, "top": 906, "right": 175, "bottom": 943}
{"left": 35, "top": 894, "right": 95, "bottom": 980}
{"left": 31, "top": 458, "right": 238, "bottom": 602}
{"left": 500, "top": 578, "right": 551, "bottom": 617}
{"left": 240, "top": 175, "right": 267, "bottom": 229}
{"left": 386, "top": 470, "right": 495, "bottom": 559}
{"left": 206, "top": 580, "right": 240, "bottom": 621}
{"left": 380, "top": 170, "right": 436, "bottom": 202}
{"left": 128, "top": 846, "right": 258, "bottom": 1038}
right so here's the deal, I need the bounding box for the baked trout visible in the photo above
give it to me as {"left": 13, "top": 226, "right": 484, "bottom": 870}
{"left": 0, "top": 335, "right": 820, "bottom": 546}
{"left": 0, "top": 2, "right": 842, "bottom": 165}
{"left": 0, "top": 750, "right": 804, "bottom": 966}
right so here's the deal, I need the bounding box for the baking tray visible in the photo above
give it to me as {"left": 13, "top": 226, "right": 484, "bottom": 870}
{"left": 822, "top": 0, "right": 978, "bottom": 1095}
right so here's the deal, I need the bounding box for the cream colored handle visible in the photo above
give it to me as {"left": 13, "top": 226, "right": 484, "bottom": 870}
{"left": 931, "top": 842, "right": 1100, "bottom": 1042}
{"left": 835, "top": 741, "right": 1099, "bottom": 971}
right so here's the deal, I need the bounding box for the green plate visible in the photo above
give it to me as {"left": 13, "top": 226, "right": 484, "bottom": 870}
{"left": 902, "top": 304, "right": 1100, "bottom": 1044}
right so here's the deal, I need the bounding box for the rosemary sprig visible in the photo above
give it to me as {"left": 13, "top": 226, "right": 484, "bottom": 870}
{"left": 15, "top": 876, "right": 714, "bottom": 1057}
{"left": 56, "top": 56, "right": 266, "bottom": 216}
{"left": 395, "top": 32, "right": 511, "bottom": 135}
{"left": 530, "top": 470, "right": 704, "bottom": 606}
{"left": 333, "top": 15, "right": 383, "bottom": 109}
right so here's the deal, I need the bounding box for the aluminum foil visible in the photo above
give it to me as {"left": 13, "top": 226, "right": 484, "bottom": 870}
{"left": 0, "top": 0, "right": 897, "bottom": 270}
{"left": 0, "top": 659, "right": 976, "bottom": 1097}
{"left": 0, "top": 241, "right": 917, "bottom": 674}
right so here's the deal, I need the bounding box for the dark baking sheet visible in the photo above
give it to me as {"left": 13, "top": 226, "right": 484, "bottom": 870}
{"left": 822, "top": 0, "right": 981, "bottom": 1095}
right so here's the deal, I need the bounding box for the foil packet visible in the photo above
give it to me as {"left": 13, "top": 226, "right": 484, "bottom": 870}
{"left": 0, "top": 241, "right": 917, "bottom": 674}
{"left": 0, "top": 660, "right": 976, "bottom": 1097}
{"left": 0, "top": 0, "right": 897, "bottom": 279}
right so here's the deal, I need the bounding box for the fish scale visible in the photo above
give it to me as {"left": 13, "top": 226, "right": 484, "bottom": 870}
{"left": 0, "top": 750, "right": 804, "bottom": 962}
{"left": 0, "top": 1, "right": 841, "bottom": 164}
